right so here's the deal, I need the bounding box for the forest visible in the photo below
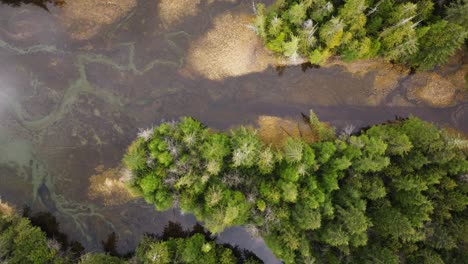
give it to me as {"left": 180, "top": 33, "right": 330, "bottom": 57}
{"left": 0, "top": 207, "right": 261, "bottom": 263}
{"left": 123, "top": 113, "right": 468, "bottom": 263}
{"left": 253, "top": 0, "right": 467, "bottom": 70}
{"left": 0, "top": 0, "right": 466, "bottom": 263}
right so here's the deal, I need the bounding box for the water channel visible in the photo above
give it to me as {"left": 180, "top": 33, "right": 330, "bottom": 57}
{"left": 0, "top": 1, "right": 466, "bottom": 262}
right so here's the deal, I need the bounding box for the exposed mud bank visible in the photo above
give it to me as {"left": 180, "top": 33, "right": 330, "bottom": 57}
{"left": 184, "top": 11, "right": 273, "bottom": 81}
{"left": 405, "top": 52, "right": 467, "bottom": 107}
{"left": 60, "top": 0, "right": 137, "bottom": 40}
{"left": 0, "top": 200, "right": 14, "bottom": 216}
{"left": 158, "top": 0, "right": 237, "bottom": 29}
{"left": 257, "top": 115, "right": 317, "bottom": 147}
{"left": 184, "top": 9, "right": 466, "bottom": 108}
{"left": 1, "top": 0, "right": 467, "bottom": 260}
{"left": 88, "top": 166, "right": 136, "bottom": 206}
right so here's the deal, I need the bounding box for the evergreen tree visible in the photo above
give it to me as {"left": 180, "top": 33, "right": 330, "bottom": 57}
{"left": 407, "top": 20, "right": 467, "bottom": 70}
{"left": 254, "top": 0, "right": 466, "bottom": 70}
{"left": 124, "top": 115, "right": 468, "bottom": 264}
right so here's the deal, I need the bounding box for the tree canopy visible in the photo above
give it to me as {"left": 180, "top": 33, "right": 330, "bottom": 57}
{"left": 253, "top": 0, "right": 467, "bottom": 70}
{"left": 124, "top": 113, "right": 468, "bottom": 263}
{"left": 0, "top": 209, "right": 261, "bottom": 263}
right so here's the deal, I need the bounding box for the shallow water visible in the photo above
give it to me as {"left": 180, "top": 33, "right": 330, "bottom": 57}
{"left": 0, "top": 1, "right": 466, "bottom": 262}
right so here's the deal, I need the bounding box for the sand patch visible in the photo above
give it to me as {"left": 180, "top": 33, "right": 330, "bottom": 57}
{"left": 88, "top": 165, "right": 135, "bottom": 206}
{"left": 158, "top": 0, "right": 238, "bottom": 29}
{"left": 183, "top": 11, "right": 282, "bottom": 81}
{"left": 418, "top": 50, "right": 468, "bottom": 107}
{"left": 257, "top": 116, "right": 317, "bottom": 147}
{"left": 326, "top": 58, "right": 406, "bottom": 76}
{"left": 158, "top": 0, "right": 201, "bottom": 29}
{"left": 405, "top": 71, "right": 465, "bottom": 108}
{"left": 446, "top": 64, "right": 468, "bottom": 90}
{"left": 0, "top": 200, "right": 14, "bottom": 216}
{"left": 60, "top": 0, "right": 137, "bottom": 40}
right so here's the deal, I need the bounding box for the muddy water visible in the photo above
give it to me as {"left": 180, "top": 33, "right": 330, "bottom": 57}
{"left": 0, "top": 1, "right": 466, "bottom": 263}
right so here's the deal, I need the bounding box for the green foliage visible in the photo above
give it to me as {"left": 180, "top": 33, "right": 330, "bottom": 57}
{"left": 288, "top": 2, "right": 307, "bottom": 26}
{"left": 445, "top": 0, "right": 468, "bottom": 28}
{"left": 124, "top": 115, "right": 468, "bottom": 264}
{"left": 282, "top": 138, "right": 304, "bottom": 163}
{"left": 0, "top": 209, "right": 260, "bottom": 264}
{"left": 406, "top": 20, "right": 467, "bottom": 71}
{"left": 0, "top": 214, "right": 58, "bottom": 264}
{"left": 257, "top": 147, "right": 276, "bottom": 174}
{"left": 308, "top": 48, "right": 331, "bottom": 65}
{"left": 319, "top": 17, "right": 344, "bottom": 49}
{"left": 135, "top": 231, "right": 261, "bottom": 264}
{"left": 78, "top": 254, "right": 125, "bottom": 264}
{"left": 123, "top": 139, "right": 147, "bottom": 173}
{"left": 309, "top": 110, "right": 335, "bottom": 141}
{"left": 231, "top": 127, "right": 262, "bottom": 168}
{"left": 254, "top": 0, "right": 468, "bottom": 70}
{"left": 202, "top": 134, "right": 230, "bottom": 161}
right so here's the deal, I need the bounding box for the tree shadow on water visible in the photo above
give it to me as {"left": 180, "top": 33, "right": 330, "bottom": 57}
{"left": 22, "top": 206, "right": 84, "bottom": 261}
{"left": 0, "top": 0, "right": 65, "bottom": 11}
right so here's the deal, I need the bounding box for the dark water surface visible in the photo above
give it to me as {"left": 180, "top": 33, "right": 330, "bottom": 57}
{"left": 0, "top": 1, "right": 466, "bottom": 262}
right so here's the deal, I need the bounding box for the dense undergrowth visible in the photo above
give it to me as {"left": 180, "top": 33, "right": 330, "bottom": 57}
{"left": 0, "top": 208, "right": 260, "bottom": 263}
{"left": 124, "top": 113, "right": 468, "bottom": 263}
{"left": 252, "top": 0, "right": 467, "bottom": 70}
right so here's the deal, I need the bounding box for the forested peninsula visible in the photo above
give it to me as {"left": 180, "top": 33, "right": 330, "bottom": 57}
{"left": 123, "top": 113, "right": 468, "bottom": 263}
{"left": 0, "top": 1, "right": 467, "bottom": 264}
{"left": 253, "top": 0, "right": 467, "bottom": 70}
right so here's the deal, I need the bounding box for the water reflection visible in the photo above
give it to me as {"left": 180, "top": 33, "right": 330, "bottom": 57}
{"left": 0, "top": 0, "right": 64, "bottom": 10}
{"left": 0, "top": 0, "right": 466, "bottom": 263}
{"left": 23, "top": 207, "right": 85, "bottom": 261}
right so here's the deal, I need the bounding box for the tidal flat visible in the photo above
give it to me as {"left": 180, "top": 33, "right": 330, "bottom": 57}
{"left": 0, "top": 0, "right": 466, "bottom": 262}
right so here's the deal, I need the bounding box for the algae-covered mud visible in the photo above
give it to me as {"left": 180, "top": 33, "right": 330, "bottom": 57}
{"left": 0, "top": 0, "right": 466, "bottom": 262}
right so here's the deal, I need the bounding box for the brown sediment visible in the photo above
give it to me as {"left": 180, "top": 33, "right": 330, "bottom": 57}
{"left": 405, "top": 69, "right": 466, "bottom": 108}
{"left": 326, "top": 58, "right": 407, "bottom": 76}
{"left": 183, "top": 9, "right": 308, "bottom": 81}
{"left": 185, "top": 7, "right": 466, "bottom": 107}
{"left": 257, "top": 116, "right": 317, "bottom": 148}
{"left": 158, "top": 0, "right": 238, "bottom": 29}
{"left": 60, "top": 0, "right": 137, "bottom": 40}
{"left": 0, "top": 200, "right": 14, "bottom": 216}
{"left": 183, "top": 11, "right": 276, "bottom": 81}
{"left": 88, "top": 165, "right": 136, "bottom": 206}
{"left": 183, "top": 9, "right": 400, "bottom": 105}
{"left": 324, "top": 54, "right": 468, "bottom": 107}
{"left": 446, "top": 63, "right": 468, "bottom": 103}
{"left": 158, "top": 0, "right": 201, "bottom": 29}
